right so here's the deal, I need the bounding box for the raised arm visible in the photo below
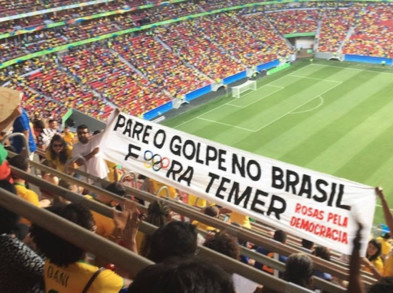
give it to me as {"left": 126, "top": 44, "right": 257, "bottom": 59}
{"left": 347, "top": 222, "right": 365, "bottom": 293}
{"left": 376, "top": 187, "right": 393, "bottom": 233}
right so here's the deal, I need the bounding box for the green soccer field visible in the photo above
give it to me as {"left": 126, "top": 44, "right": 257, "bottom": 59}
{"left": 163, "top": 59, "right": 393, "bottom": 227}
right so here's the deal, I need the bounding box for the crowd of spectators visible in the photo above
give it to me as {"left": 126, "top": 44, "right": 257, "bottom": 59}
{"left": 2, "top": 2, "right": 393, "bottom": 67}
{"left": 3, "top": 2, "right": 393, "bottom": 293}
{"left": 238, "top": 11, "right": 294, "bottom": 62}
{"left": 0, "top": 0, "right": 157, "bottom": 35}
{"left": 0, "top": 0, "right": 150, "bottom": 17}
{"left": 60, "top": 45, "right": 171, "bottom": 116}
{"left": 157, "top": 21, "right": 246, "bottom": 81}
{"left": 342, "top": 3, "right": 393, "bottom": 58}
{"left": 1, "top": 1, "right": 393, "bottom": 131}
{"left": 266, "top": 9, "right": 319, "bottom": 36}
{"left": 318, "top": 7, "right": 361, "bottom": 53}
{"left": 111, "top": 34, "right": 211, "bottom": 98}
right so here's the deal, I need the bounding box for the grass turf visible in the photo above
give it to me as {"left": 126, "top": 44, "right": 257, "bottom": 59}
{"left": 163, "top": 59, "right": 393, "bottom": 227}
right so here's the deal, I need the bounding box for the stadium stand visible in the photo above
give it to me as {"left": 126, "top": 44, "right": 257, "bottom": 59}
{"left": 111, "top": 33, "right": 211, "bottom": 98}
{"left": 157, "top": 20, "right": 246, "bottom": 81}
{"left": 60, "top": 46, "right": 171, "bottom": 116}
{"left": 342, "top": 3, "right": 393, "bottom": 58}
{"left": 267, "top": 9, "right": 319, "bottom": 36}
{"left": 2, "top": 1, "right": 393, "bottom": 290}
{"left": 0, "top": 146, "right": 376, "bottom": 293}
{"left": 317, "top": 6, "right": 361, "bottom": 53}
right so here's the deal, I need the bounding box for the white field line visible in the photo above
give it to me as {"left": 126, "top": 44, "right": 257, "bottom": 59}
{"left": 227, "top": 85, "right": 284, "bottom": 109}
{"left": 253, "top": 80, "right": 341, "bottom": 132}
{"left": 376, "top": 203, "right": 393, "bottom": 212}
{"left": 289, "top": 74, "right": 342, "bottom": 83}
{"left": 225, "top": 103, "right": 243, "bottom": 108}
{"left": 309, "top": 63, "right": 393, "bottom": 76}
{"left": 196, "top": 117, "right": 255, "bottom": 132}
{"left": 291, "top": 96, "right": 324, "bottom": 114}
{"left": 172, "top": 63, "right": 335, "bottom": 130}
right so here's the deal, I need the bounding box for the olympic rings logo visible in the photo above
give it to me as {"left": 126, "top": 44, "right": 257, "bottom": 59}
{"left": 143, "top": 150, "right": 170, "bottom": 171}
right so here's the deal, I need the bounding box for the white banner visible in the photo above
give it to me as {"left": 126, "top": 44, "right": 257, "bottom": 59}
{"left": 100, "top": 111, "right": 375, "bottom": 255}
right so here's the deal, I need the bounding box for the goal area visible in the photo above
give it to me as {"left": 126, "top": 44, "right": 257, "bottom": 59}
{"left": 231, "top": 80, "right": 257, "bottom": 98}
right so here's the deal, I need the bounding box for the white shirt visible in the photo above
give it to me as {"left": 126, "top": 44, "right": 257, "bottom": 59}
{"left": 72, "top": 133, "right": 108, "bottom": 180}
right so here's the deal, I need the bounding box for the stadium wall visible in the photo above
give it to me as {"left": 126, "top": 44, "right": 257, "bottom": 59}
{"left": 185, "top": 84, "right": 213, "bottom": 102}
{"left": 222, "top": 71, "right": 248, "bottom": 85}
{"left": 143, "top": 100, "right": 174, "bottom": 120}
{"left": 344, "top": 54, "right": 393, "bottom": 65}
{"left": 143, "top": 59, "right": 282, "bottom": 120}
{"left": 256, "top": 60, "right": 280, "bottom": 72}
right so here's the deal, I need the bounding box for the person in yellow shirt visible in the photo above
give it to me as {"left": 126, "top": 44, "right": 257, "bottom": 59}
{"left": 62, "top": 126, "right": 75, "bottom": 146}
{"left": 149, "top": 179, "right": 178, "bottom": 199}
{"left": 188, "top": 193, "right": 213, "bottom": 208}
{"left": 377, "top": 233, "right": 391, "bottom": 260}
{"left": 376, "top": 188, "right": 393, "bottom": 277}
{"left": 192, "top": 206, "right": 219, "bottom": 232}
{"left": 139, "top": 200, "right": 171, "bottom": 257}
{"left": 8, "top": 155, "right": 41, "bottom": 226}
{"left": 31, "top": 203, "right": 124, "bottom": 293}
{"left": 229, "top": 212, "right": 252, "bottom": 229}
{"left": 362, "top": 239, "right": 384, "bottom": 279}
{"left": 45, "top": 134, "right": 73, "bottom": 173}
{"left": 219, "top": 207, "right": 252, "bottom": 229}
{"left": 105, "top": 160, "right": 121, "bottom": 183}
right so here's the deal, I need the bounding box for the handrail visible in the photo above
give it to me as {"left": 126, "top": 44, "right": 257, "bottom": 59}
{"left": 29, "top": 162, "right": 349, "bottom": 280}
{"left": 12, "top": 158, "right": 376, "bottom": 289}
{"left": 0, "top": 187, "right": 154, "bottom": 277}
{"left": 0, "top": 178, "right": 317, "bottom": 293}
{"left": 156, "top": 185, "right": 170, "bottom": 198}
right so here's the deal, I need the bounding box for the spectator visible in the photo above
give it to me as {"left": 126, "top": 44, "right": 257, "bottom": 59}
{"left": 8, "top": 154, "right": 41, "bottom": 225}
{"left": 62, "top": 126, "right": 75, "bottom": 147}
{"left": 192, "top": 205, "right": 220, "bottom": 232}
{"left": 203, "top": 231, "right": 240, "bottom": 260}
{"left": 301, "top": 238, "right": 314, "bottom": 253}
{"left": 376, "top": 187, "right": 393, "bottom": 277}
{"left": 72, "top": 124, "right": 108, "bottom": 183}
{"left": 220, "top": 207, "right": 252, "bottom": 229}
{"left": 86, "top": 182, "right": 127, "bottom": 240}
{"left": 30, "top": 203, "right": 124, "bottom": 292}
{"left": 284, "top": 253, "right": 313, "bottom": 289}
{"left": 0, "top": 179, "right": 44, "bottom": 293}
{"left": 45, "top": 134, "right": 73, "bottom": 173}
{"left": 147, "top": 221, "right": 197, "bottom": 263}
{"left": 368, "top": 276, "right": 393, "bottom": 293}
{"left": 139, "top": 200, "right": 171, "bottom": 257}
{"left": 48, "top": 118, "right": 59, "bottom": 134}
{"left": 11, "top": 106, "right": 37, "bottom": 158}
{"left": 313, "top": 246, "right": 333, "bottom": 282}
{"left": 32, "top": 119, "right": 52, "bottom": 150}
{"left": 127, "top": 257, "right": 236, "bottom": 293}
{"left": 377, "top": 233, "right": 391, "bottom": 260}
{"left": 255, "top": 230, "right": 288, "bottom": 276}
{"left": 363, "top": 239, "right": 384, "bottom": 276}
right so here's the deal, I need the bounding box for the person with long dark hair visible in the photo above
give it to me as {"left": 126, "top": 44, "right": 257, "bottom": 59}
{"left": 364, "top": 239, "right": 384, "bottom": 276}
{"left": 30, "top": 203, "right": 124, "bottom": 293}
{"left": 0, "top": 179, "right": 44, "bottom": 293}
{"left": 45, "top": 134, "right": 72, "bottom": 173}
